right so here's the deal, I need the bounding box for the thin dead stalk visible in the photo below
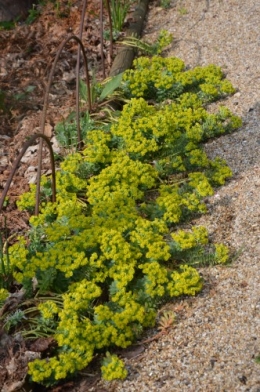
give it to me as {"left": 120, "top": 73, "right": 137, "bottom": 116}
{"left": 76, "top": 0, "right": 88, "bottom": 151}
{"left": 36, "top": 35, "right": 91, "bottom": 215}
{"left": 0, "top": 134, "right": 56, "bottom": 215}
{"left": 100, "top": 0, "right": 105, "bottom": 78}
{"left": 106, "top": 0, "right": 114, "bottom": 60}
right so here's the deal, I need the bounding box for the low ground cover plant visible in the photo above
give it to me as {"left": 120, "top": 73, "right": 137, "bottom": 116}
{"left": 0, "top": 40, "right": 241, "bottom": 385}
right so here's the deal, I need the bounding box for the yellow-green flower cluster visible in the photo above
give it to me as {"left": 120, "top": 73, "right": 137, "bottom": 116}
{"left": 187, "top": 148, "right": 209, "bottom": 168}
{"left": 130, "top": 218, "right": 170, "bottom": 259}
{"left": 156, "top": 185, "right": 183, "bottom": 223}
{"left": 123, "top": 56, "right": 185, "bottom": 98}
{"left": 7, "top": 54, "right": 242, "bottom": 386}
{"left": 208, "top": 157, "right": 233, "bottom": 185}
{"left": 192, "top": 226, "right": 209, "bottom": 245}
{"left": 8, "top": 237, "right": 29, "bottom": 282}
{"left": 181, "top": 191, "right": 207, "bottom": 214}
{"left": 167, "top": 265, "right": 203, "bottom": 296}
{"left": 154, "top": 29, "right": 173, "bottom": 54}
{"left": 16, "top": 183, "right": 37, "bottom": 211}
{"left": 99, "top": 229, "right": 136, "bottom": 290}
{"left": 155, "top": 178, "right": 211, "bottom": 224}
{"left": 111, "top": 98, "right": 160, "bottom": 157}
{"left": 60, "top": 152, "right": 82, "bottom": 173}
{"left": 123, "top": 56, "right": 236, "bottom": 104}
{"left": 28, "top": 349, "right": 94, "bottom": 383}
{"left": 87, "top": 153, "right": 157, "bottom": 208}
{"left": 214, "top": 244, "right": 229, "bottom": 264}
{"left": 171, "top": 226, "right": 208, "bottom": 251}
{"left": 0, "top": 288, "right": 9, "bottom": 302}
{"left": 38, "top": 300, "right": 60, "bottom": 319}
{"left": 83, "top": 130, "right": 112, "bottom": 164}
{"left": 139, "top": 261, "right": 168, "bottom": 297}
{"left": 94, "top": 300, "right": 146, "bottom": 348}
{"left": 188, "top": 172, "right": 214, "bottom": 197}
{"left": 101, "top": 353, "right": 128, "bottom": 381}
{"left": 17, "top": 153, "right": 87, "bottom": 217}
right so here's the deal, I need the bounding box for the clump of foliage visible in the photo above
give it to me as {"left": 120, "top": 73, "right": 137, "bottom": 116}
{"left": 122, "top": 29, "right": 174, "bottom": 56}
{"left": 109, "top": 0, "right": 132, "bottom": 33}
{"left": 101, "top": 352, "right": 128, "bottom": 380}
{"left": 160, "top": 0, "right": 172, "bottom": 9}
{"left": 2, "top": 50, "right": 241, "bottom": 385}
{"left": 54, "top": 110, "right": 98, "bottom": 148}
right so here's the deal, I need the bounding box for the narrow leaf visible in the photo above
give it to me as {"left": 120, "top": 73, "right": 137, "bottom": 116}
{"left": 79, "top": 78, "right": 89, "bottom": 102}
{"left": 99, "top": 72, "right": 123, "bottom": 100}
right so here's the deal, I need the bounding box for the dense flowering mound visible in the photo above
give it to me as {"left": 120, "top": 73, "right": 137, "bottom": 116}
{"left": 1, "top": 54, "right": 241, "bottom": 384}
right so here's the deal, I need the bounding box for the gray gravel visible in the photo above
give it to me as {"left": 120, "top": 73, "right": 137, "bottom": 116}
{"left": 97, "top": 0, "right": 260, "bottom": 391}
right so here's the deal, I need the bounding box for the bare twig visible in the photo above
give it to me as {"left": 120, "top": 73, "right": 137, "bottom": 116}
{"left": 36, "top": 35, "right": 91, "bottom": 214}
{"left": 106, "top": 0, "right": 114, "bottom": 60}
{"left": 0, "top": 134, "right": 56, "bottom": 216}
{"left": 100, "top": 0, "right": 106, "bottom": 79}
{"left": 76, "top": 0, "right": 88, "bottom": 151}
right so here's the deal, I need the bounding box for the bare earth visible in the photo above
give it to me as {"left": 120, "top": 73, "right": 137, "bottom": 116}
{"left": 98, "top": 0, "right": 260, "bottom": 391}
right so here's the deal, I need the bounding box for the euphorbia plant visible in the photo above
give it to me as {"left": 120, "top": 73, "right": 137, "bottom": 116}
{"left": 2, "top": 50, "right": 241, "bottom": 385}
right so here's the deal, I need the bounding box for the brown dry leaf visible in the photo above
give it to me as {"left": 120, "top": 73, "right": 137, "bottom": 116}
{"left": 1, "top": 377, "right": 26, "bottom": 392}
{"left": 27, "top": 336, "right": 55, "bottom": 352}
{"left": 173, "top": 303, "right": 185, "bottom": 313}
{"left": 0, "top": 290, "right": 25, "bottom": 317}
{"left": 51, "top": 381, "right": 75, "bottom": 392}
{"left": 120, "top": 345, "right": 145, "bottom": 359}
{"left": 6, "top": 357, "right": 17, "bottom": 376}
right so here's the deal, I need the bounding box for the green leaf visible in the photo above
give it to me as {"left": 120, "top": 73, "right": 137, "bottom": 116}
{"left": 25, "top": 85, "right": 36, "bottom": 93}
{"left": 79, "top": 78, "right": 89, "bottom": 102}
{"left": 0, "top": 21, "right": 16, "bottom": 30}
{"left": 255, "top": 356, "right": 260, "bottom": 364}
{"left": 99, "top": 73, "right": 123, "bottom": 100}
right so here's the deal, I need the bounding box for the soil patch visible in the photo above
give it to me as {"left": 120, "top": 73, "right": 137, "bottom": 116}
{"left": 0, "top": 2, "right": 123, "bottom": 389}
{"left": 0, "top": 0, "right": 114, "bottom": 238}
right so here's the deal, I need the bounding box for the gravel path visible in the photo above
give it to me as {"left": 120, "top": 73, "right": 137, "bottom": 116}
{"left": 97, "top": 1, "right": 260, "bottom": 391}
